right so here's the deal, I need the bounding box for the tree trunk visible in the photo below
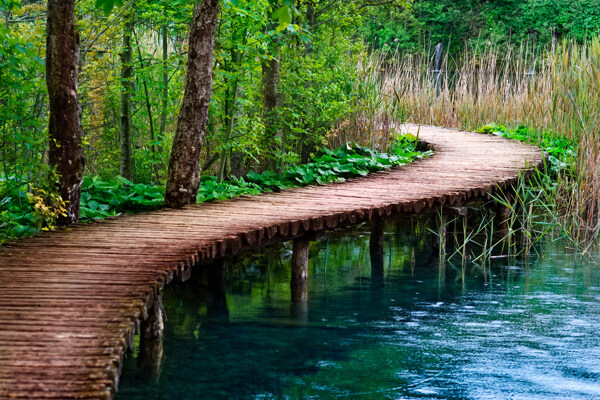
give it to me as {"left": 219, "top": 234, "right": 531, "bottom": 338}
{"left": 46, "top": 0, "right": 84, "bottom": 225}
{"left": 262, "top": 48, "right": 281, "bottom": 139}
{"left": 551, "top": 27, "right": 559, "bottom": 53}
{"left": 230, "top": 84, "right": 246, "bottom": 179}
{"left": 262, "top": 16, "right": 281, "bottom": 143}
{"left": 158, "top": 24, "right": 168, "bottom": 156}
{"left": 230, "top": 150, "right": 245, "bottom": 179}
{"left": 165, "top": 0, "right": 219, "bottom": 208}
{"left": 300, "top": 2, "right": 316, "bottom": 163}
{"left": 217, "top": 42, "right": 242, "bottom": 183}
{"left": 119, "top": 9, "right": 134, "bottom": 180}
{"left": 217, "top": 78, "right": 238, "bottom": 183}
{"left": 291, "top": 237, "right": 309, "bottom": 304}
{"left": 133, "top": 30, "right": 159, "bottom": 184}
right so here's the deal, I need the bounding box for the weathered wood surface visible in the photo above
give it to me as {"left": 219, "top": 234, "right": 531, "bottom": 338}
{"left": 0, "top": 125, "right": 544, "bottom": 399}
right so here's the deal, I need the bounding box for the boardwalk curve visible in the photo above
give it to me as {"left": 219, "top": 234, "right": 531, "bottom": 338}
{"left": 0, "top": 125, "right": 544, "bottom": 399}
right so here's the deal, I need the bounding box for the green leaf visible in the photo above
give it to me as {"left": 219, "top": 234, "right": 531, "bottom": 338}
{"left": 116, "top": 175, "right": 135, "bottom": 186}
{"left": 94, "top": 0, "right": 123, "bottom": 15}
{"left": 272, "top": 5, "right": 292, "bottom": 26}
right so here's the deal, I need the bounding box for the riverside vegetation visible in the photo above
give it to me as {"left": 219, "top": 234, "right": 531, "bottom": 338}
{"left": 1, "top": 0, "right": 599, "bottom": 254}
{"left": 364, "top": 39, "right": 600, "bottom": 255}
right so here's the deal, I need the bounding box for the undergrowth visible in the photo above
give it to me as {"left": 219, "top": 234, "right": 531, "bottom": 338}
{"left": 0, "top": 137, "right": 430, "bottom": 243}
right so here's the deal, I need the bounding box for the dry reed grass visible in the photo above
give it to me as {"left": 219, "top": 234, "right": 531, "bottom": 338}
{"left": 343, "top": 39, "right": 600, "bottom": 248}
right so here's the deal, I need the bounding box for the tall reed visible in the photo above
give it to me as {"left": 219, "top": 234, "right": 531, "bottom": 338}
{"left": 345, "top": 38, "right": 600, "bottom": 249}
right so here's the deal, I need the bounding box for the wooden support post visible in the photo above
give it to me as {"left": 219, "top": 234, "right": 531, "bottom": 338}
{"left": 206, "top": 258, "right": 228, "bottom": 319}
{"left": 141, "top": 289, "right": 164, "bottom": 341}
{"left": 495, "top": 201, "right": 511, "bottom": 232}
{"left": 291, "top": 237, "right": 309, "bottom": 320}
{"left": 139, "top": 288, "right": 165, "bottom": 382}
{"left": 370, "top": 215, "right": 385, "bottom": 287}
{"left": 438, "top": 253, "right": 446, "bottom": 291}
{"left": 291, "top": 237, "right": 309, "bottom": 303}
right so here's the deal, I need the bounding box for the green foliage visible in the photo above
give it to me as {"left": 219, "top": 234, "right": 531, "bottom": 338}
{"left": 204, "top": 0, "right": 273, "bottom": 175}
{"left": 197, "top": 138, "right": 430, "bottom": 202}
{"left": 0, "top": 173, "right": 67, "bottom": 244}
{"left": 95, "top": 0, "right": 123, "bottom": 15}
{"left": 246, "top": 137, "right": 431, "bottom": 190}
{"left": 361, "top": 0, "right": 600, "bottom": 60}
{"left": 0, "top": 0, "right": 49, "bottom": 195}
{"left": 476, "top": 124, "right": 575, "bottom": 175}
{"left": 275, "top": 31, "right": 362, "bottom": 166}
{"left": 77, "top": 0, "right": 191, "bottom": 184}
{"left": 197, "top": 176, "right": 264, "bottom": 202}
{"left": 1, "top": 189, "right": 40, "bottom": 242}
{"left": 79, "top": 176, "right": 164, "bottom": 219}
{"left": 270, "top": 0, "right": 299, "bottom": 27}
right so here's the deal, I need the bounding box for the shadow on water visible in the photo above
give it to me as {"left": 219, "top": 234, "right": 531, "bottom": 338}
{"left": 117, "top": 215, "right": 600, "bottom": 400}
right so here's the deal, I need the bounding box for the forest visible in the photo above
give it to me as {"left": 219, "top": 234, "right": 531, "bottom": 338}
{"left": 1, "top": 0, "right": 600, "bottom": 249}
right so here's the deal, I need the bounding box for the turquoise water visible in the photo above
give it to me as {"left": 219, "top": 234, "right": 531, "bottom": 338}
{"left": 117, "top": 218, "right": 600, "bottom": 399}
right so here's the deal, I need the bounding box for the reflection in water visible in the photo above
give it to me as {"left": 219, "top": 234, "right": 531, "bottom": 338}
{"left": 137, "top": 288, "right": 166, "bottom": 383}
{"left": 137, "top": 338, "right": 163, "bottom": 384}
{"left": 206, "top": 259, "right": 229, "bottom": 322}
{"left": 291, "top": 237, "right": 310, "bottom": 321}
{"left": 117, "top": 217, "right": 600, "bottom": 400}
{"left": 369, "top": 216, "right": 385, "bottom": 289}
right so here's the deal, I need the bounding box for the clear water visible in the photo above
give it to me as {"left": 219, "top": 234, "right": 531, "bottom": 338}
{"left": 117, "top": 218, "right": 600, "bottom": 400}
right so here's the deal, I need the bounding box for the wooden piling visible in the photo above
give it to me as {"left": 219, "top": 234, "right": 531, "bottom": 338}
{"left": 138, "top": 288, "right": 165, "bottom": 383}
{"left": 291, "top": 237, "right": 310, "bottom": 304}
{"left": 141, "top": 288, "right": 164, "bottom": 341}
{"left": 436, "top": 213, "right": 448, "bottom": 257}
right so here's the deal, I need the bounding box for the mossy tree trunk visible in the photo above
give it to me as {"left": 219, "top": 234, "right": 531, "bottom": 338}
{"left": 46, "top": 0, "right": 84, "bottom": 225}
{"left": 165, "top": 0, "right": 219, "bottom": 208}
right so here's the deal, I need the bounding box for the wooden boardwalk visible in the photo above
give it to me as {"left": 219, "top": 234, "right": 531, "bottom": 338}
{"left": 0, "top": 125, "right": 544, "bottom": 399}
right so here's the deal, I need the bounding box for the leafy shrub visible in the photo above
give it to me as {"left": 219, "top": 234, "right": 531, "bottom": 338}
{"left": 246, "top": 137, "right": 430, "bottom": 190}
{"left": 80, "top": 176, "right": 164, "bottom": 220}
{"left": 0, "top": 185, "right": 67, "bottom": 243}
{"left": 196, "top": 176, "right": 264, "bottom": 202}
{"left": 78, "top": 138, "right": 431, "bottom": 216}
